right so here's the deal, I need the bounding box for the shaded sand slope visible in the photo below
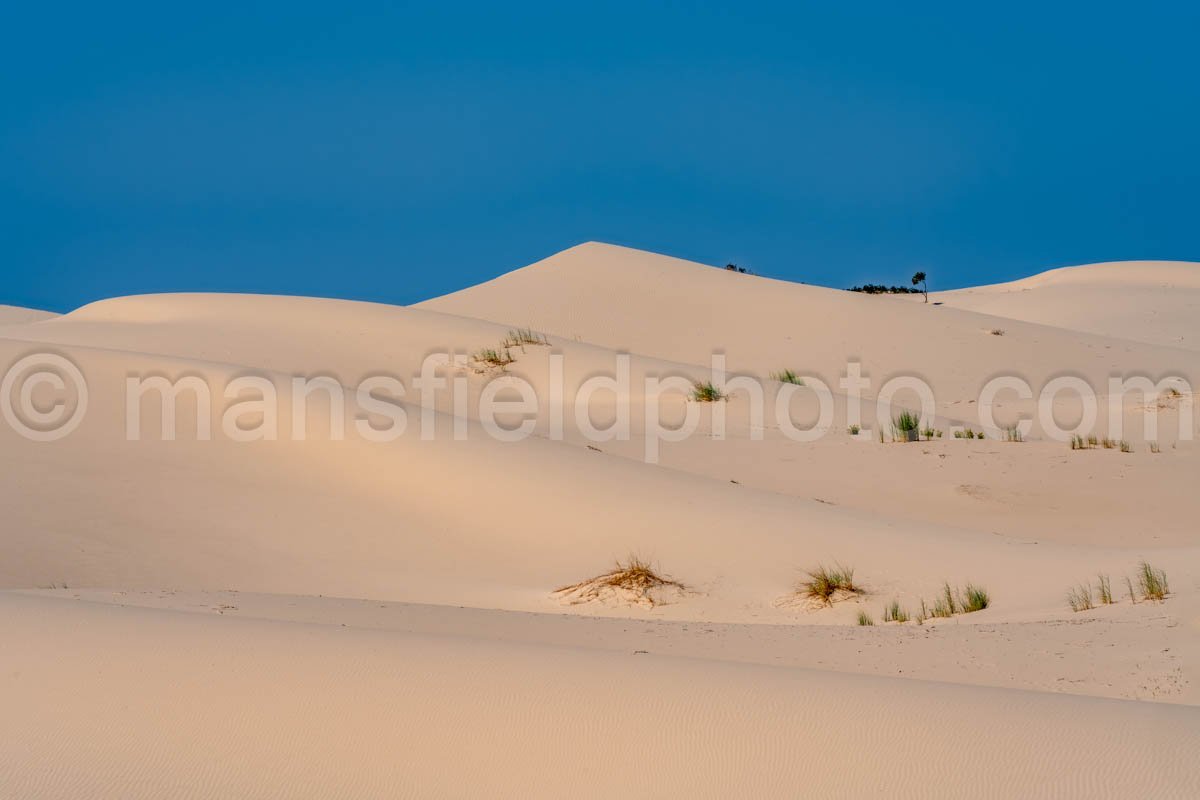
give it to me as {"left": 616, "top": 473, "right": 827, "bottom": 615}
{"left": 2, "top": 335, "right": 1194, "bottom": 624}
{"left": 2, "top": 593, "right": 1197, "bottom": 800}
{"left": 0, "top": 303, "right": 57, "bottom": 325}
{"left": 926, "top": 260, "right": 1200, "bottom": 350}
{"left": 419, "top": 243, "right": 1200, "bottom": 403}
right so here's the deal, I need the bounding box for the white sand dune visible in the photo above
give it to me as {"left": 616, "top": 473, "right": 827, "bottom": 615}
{"left": 2, "top": 244, "right": 1199, "bottom": 797}
{"left": 925, "top": 260, "right": 1200, "bottom": 350}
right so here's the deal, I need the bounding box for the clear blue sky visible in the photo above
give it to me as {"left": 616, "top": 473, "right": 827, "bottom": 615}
{"left": 3, "top": 3, "right": 1197, "bottom": 312}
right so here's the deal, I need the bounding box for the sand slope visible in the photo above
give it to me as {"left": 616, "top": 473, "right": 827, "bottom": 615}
{"left": 926, "top": 260, "right": 1200, "bottom": 350}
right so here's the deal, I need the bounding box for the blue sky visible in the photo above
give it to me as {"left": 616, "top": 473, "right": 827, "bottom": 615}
{"left": 3, "top": 3, "right": 1197, "bottom": 312}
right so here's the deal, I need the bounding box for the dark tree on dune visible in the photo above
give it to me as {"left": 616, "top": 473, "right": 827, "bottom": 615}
{"left": 912, "top": 271, "right": 928, "bottom": 303}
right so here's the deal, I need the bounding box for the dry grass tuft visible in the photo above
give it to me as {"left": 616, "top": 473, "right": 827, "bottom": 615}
{"left": 856, "top": 610, "right": 874, "bottom": 626}
{"left": 1137, "top": 560, "right": 1169, "bottom": 601}
{"left": 882, "top": 599, "right": 909, "bottom": 623}
{"left": 502, "top": 327, "right": 548, "bottom": 348}
{"left": 799, "top": 563, "right": 863, "bottom": 606}
{"left": 554, "top": 555, "right": 688, "bottom": 607}
{"left": 1067, "top": 583, "right": 1094, "bottom": 612}
{"left": 472, "top": 347, "right": 514, "bottom": 369}
{"left": 691, "top": 381, "right": 726, "bottom": 402}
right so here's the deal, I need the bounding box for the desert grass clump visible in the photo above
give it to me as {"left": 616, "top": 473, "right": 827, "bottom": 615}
{"left": 959, "top": 584, "right": 990, "bottom": 613}
{"left": 882, "top": 599, "right": 909, "bottom": 623}
{"left": 501, "top": 327, "right": 548, "bottom": 348}
{"left": 1119, "top": 440, "right": 1132, "bottom": 453}
{"left": 1149, "top": 441, "right": 1161, "bottom": 454}
{"left": 1136, "top": 561, "right": 1169, "bottom": 601}
{"left": 1067, "top": 583, "right": 1094, "bottom": 612}
{"left": 990, "top": 328, "right": 1005, "bottom": 336}
{"left": 1097, "top": 574, "right": 1113, "bottom": 605}
{"left": 554, "top": 555, "right": 687, "bottom": 608}
{"left": 1101, "top": 437, "right": 1116, "bottom": 449}
{"left": 893, "top": 411, "right": 920, "bottom": 441}
{"left": 800, "top": 563, "right": 862, "bottom": 606}
{"left": 848, "top": 424, "right": 861, "bottom": 435}
{"left": 1086, "top": 435, "right": 1098, "bottom": 448}
{"left": 1070, "top": 434, "right": 1084, "bottom": 450}
{"left": 931, "top": 582, "right": 958, "bottom": 618}
{"left": 856, "top": 610, "right": 874, "bottom": 626}
{"left": 473, "top": 346, "right": 514, "bottom": 369}
{"left": 1003, "top": 425, "right": 1023, "bottom": 443}
{"left": 770, "top": 369, "right": 804, "bottom": 386}
{"left": 691, "top": 381, "right": 725, "bottom": 402}
{"left": 1125, "top": 575, "right": 1138, "bottom": 604}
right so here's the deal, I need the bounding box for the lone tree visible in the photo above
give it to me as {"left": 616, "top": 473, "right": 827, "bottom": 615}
{"left": 912, "top": 271, "right": 928, "bottom": 303}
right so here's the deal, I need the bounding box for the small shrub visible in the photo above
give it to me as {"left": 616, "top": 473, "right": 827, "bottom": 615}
{"left": 856, "top": 610, "right": 874, "bottom": 626}
{"left": 1137, "top": 561, "right": 1168, "bottom": 601}
{"left": 1067, "top": 584, "right": 1094, "bottom": 612}
{"left": 920, "top": 427, "right": 938, "bottom": 440}
{"left": 770, "top": 369, "right": 804, "bottom": 386}
{"left": 848, "top": 424, "right": 861, "bottom": 435}
{"left": 990, "top": 328, "right": 1005, "bottom": 336}
{"left": 1097, "top": 574, "right": 1113, "bottom": 605}
{"left": 1119, "top": 440, "right": 1132, "bottom": 453}
{"left": 691, "top": 381, "right": 725, "bottom": 402}
{"left": 800, "top": 563, "right": 862, "bottom": 606}
{"left": 882, "top": 599, "right": 909, "bottom": 623}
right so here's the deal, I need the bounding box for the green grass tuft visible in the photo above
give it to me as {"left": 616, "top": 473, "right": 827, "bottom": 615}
{"left": 800, "top": 563, "right": 862, "bottom": 606}
{"left": 691, "top": 381, "right": 725, "bottom": 402}
{"left": 1137, "top": 561, "right": 1168, "bottom": 601}
{"left": 769, "top": 369, "right": 805, "bottom": 386}
{"left": 856, "top": 610, "right": 874, "bottom": 626}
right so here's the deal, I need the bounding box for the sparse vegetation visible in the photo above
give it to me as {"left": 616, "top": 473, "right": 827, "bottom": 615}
{"left": 912, "top": 270, "right": 928, "bottom": 303}
{"left": 1125, "top": 575, "right": 1137, "bottom": 604}
{"left": 848, "top": 284, "right": 921, "bottom": 295}
{"left": 472, "top": 347, "right": 514, "bottom": 369}
{"left": 1101, "top": 438, "right": 1116, "bottom": 449}
{"left": 1003, "top": 425, "right": 1022, "bottom": 442}
{"left": 857, "top": 610, "right": 874, "bottom": 626}
{"left": 959, "top": 584, "right": 990, "bottom": 613}
{"left": 1070, "top": 434, "right": 1084, "bottom": 450}
{"left": 554, "top": 555, "right": 687, "bottom": 607}
{"left": 955, "top": 428, "right": 983, "bottom": 440}
{"left": 770, "top": 369, "right": 805, "bottom": 386}
{"left": 1067, "top": 583, "right": 1094, "bottom": 612}
{"left": 501, "top": 327, "right": 548, "bottom": 348}
{"left": 800, "top": 563, "right": 863, "bottom": 606}
{"left": 1087, "top": 435, "right": 1098, "bottom": 448}
{"left": 724, "top": 263, "right": 750, "bottom": 274}
{"left": 1119, "top": 440, "right": 1132, "bottom": 453}
{"left": 1097, "top": 574, "right": 1113, "bottom": 605}
{"left": 1136, "top": 561, "right": 1169, "bottom": 601}
{"left": 990, "top": 328, "right": 1005, "bottom": 336}
{"left": 882, "top": 599, "right": 909, "bottom": 623}
{"left": 1149, "top": 441, "right": 1161, "bottom": 454}
{"left": 893, "top": 411, "right": 920, "bottom": 441}
{"left": 691, "top": 381, "right": 726, "bottom": 402}
{"left": 925, "top": 581, "right": 989, "bottom": 618}
{"left": 848, "top": 424, "right": 861, "bottom": 435}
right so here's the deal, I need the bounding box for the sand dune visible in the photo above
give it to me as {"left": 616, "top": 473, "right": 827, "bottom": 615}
{"left": 926, "top": 260, "right": 1200, "bottom": 349}
{"left": 2, "top": 244, "right": 1199, "bottom": 797}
